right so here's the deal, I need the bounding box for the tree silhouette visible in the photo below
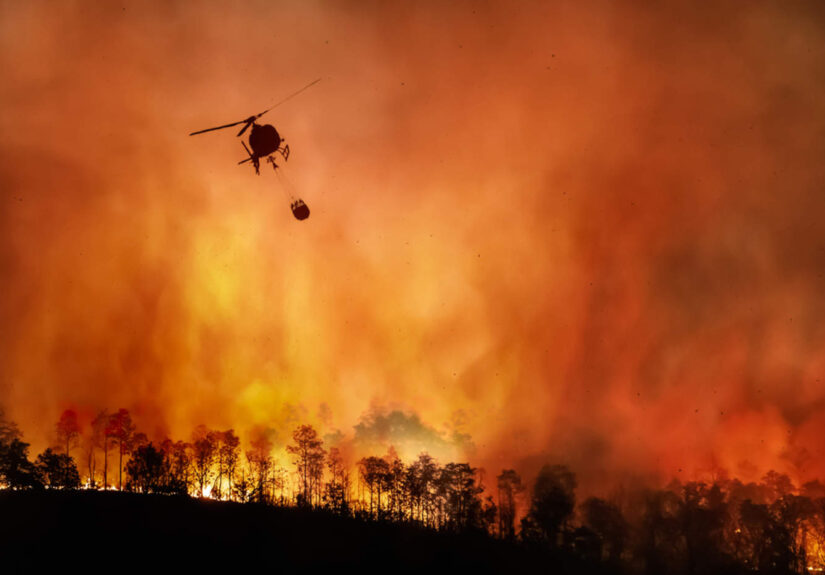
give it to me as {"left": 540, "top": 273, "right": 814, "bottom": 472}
{"left": 106, "top": 408, "right": 135, "bottom": 491}
{"left": 323, "top": 447, "right": 350, "bottom": 514}
{"left": 497, "top": 469, "right": 523, "bottom": 540}
{"left": 232, "top": 468, "right": 252, "bottom": 503}
{"left": 408, "top": 453, "right": 438, "bottom": 526}
{"left": 773, "top": 493, "right": 815, "bottom": 574}
{"left": 0, "top": 408, "right": 39, "bottom": 489}
{"left": 286, "top": 425, "right": 325, "bottom": 507}
{"left": 81, "top": 412, "right": 102, "bottom": 488}
{"left": 191, "top": 425, "right": 217, "bottom": 498}
{"left": 55, "top": 409, "right": 81, "bottom": 465}
{"left": 160, "top": 438, "right": 192, "bottom": 495}
{"left": 132, "top": 431, "right": 149, "bottom": 450}
{"left": 442, "top": 462, "right": 484, "bottom": 532}
{"left": 581, "top": 496, "right": 627, "bottom": 566}
{"left": 521, "top": 464, "right": 577, "bottom": 547}
{"left": 636, "top": 488, "right": 683, "bottom": 575}
{"left": 482, "top": 495, "right": 498, "bottom": 535}
{"left": 358, "top": 455, "right": 389, "bottom": 518}
{"left": 91, "top": 409, "right": 110, "bottom": 489}
{"left": 383, "top": 447, "right": 405, "bottom": 521}
{"left": 0, "top": 406, "right": 20, "bottom": 445}
{"left": 677, "top": 482, "right": 733, "bottom": 574}
{"left": 763, "top": 470, "right": 795, "bottom": 501}
{"left": 218, "top": 429, "right": 241, "bottom": 501}
{"left": 801, "top": 480, "right": 825, "bottom": 500}
{"left": 36, "top": 447, "right": 80, "bottom": 489}
{"left": 0, "top": 429, "right": 40, "bottom": 490}
{"left": 271, "top": 465, "right": 289, "bottom": 505}
{"left": 433, "top": 462, "right": 450, "bottom": 529}
{"left": 126, "top": 442, "right": 165, "bottom": 493}
{"left": 739, "top": 499, "right": 784, "bottom": 572}
{"left": 246, "top": 433, "right": 273, "bottom": 504}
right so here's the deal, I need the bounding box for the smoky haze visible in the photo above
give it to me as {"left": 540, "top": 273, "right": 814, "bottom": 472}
{"left": 1, "top": 1, "right": 825, "bottom": 493}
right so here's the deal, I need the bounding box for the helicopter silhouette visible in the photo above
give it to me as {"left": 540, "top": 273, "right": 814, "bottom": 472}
{"left": 189, "top": 79, "right": 319, "bottom": 220}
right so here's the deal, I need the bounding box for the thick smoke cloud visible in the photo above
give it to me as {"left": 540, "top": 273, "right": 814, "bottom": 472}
{"left": 1, "top": 1, "right": 825, "bottom": 493}
{"left": 352, "top": 408, "right": 472, "bottom": 462}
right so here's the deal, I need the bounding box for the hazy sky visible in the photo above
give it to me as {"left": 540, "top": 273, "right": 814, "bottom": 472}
{"left": 2, "top": 0, "right": 825, "bottom": 491}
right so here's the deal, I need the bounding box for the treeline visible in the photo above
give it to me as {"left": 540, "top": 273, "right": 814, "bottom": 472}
{"left": 2, "top": 407, "right": 825, "bottom": 574}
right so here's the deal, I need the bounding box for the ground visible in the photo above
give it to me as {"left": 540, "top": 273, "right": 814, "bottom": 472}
{"left": 0, "top": 491, "right": 554, "bottom": 573}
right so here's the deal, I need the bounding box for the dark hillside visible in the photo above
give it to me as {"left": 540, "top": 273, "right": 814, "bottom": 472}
{"left": 0, "top": 491, "right": 557, "bottom": 573}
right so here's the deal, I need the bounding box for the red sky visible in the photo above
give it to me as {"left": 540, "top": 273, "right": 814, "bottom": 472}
{"left": 2, "top": 0, "right": 825, "bottom": 492}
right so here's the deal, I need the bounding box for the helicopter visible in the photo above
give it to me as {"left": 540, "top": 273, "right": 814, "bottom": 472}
{"left": 189, "top": 79, "right": 320, "bottom": 220}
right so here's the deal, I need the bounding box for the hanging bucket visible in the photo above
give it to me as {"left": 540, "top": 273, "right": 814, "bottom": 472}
{"left": 291, "top": 199, "right": 310, "bottom": 221}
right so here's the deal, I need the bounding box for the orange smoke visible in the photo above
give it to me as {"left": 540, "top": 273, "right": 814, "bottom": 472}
{"left": 1, "top": 1, "right": 825, "bottom": 493}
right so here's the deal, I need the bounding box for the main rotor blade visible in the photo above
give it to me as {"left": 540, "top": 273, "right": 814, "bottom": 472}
{"left": 189, "top": 119, "right": 249, "bottom": 136}
{"left": 237, "top": 120, "right": 254, "bottom": 137}
{"left": 253, "top": 78, "right": 321, "bottom": 121}
{"left": 189, "top": 79, "right": 319, "bottom": 137}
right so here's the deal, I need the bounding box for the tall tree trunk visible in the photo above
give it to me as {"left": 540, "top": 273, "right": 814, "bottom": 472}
{"left": 226, "top": 465, "right": 232, "bottom": 502}
{"left": 103, "top": 437, "right": 108, "bottom": 489}
{"left": 118, "top": 442, "right": 123, "bottom": 490}
{"left": 88, "top": 446, "right": 95, "bottom": 488}
{"left": 217, "top": 453, "right": 223, "bottom": 499}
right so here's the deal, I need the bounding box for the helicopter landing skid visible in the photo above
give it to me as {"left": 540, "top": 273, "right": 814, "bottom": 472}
{"left": 239, "top": 141, "right": 262, "bottom": 174}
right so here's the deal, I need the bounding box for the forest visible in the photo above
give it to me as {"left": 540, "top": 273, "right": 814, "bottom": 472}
{"left": 1, "top": 406, "right": 825, "bottom": 574}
